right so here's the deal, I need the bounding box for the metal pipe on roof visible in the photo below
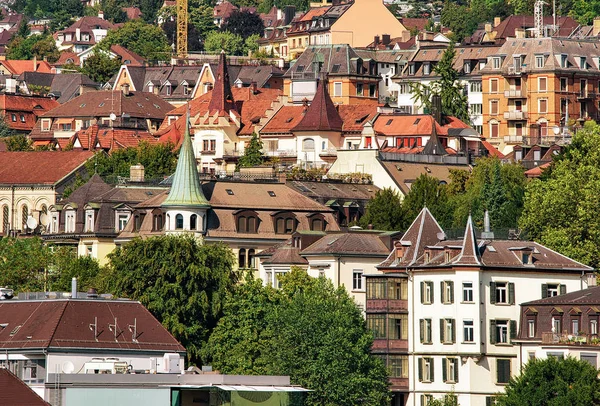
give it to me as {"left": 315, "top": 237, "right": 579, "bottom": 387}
{"left": 71, "top": 277, "right": 77, "bottom": 299}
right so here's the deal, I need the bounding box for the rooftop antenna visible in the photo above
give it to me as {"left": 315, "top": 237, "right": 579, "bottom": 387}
{"left": 89, "top": 317, "right": 99, "bottom": 342}
{"left": 128, "top": 318, "right": 139, "bottom": 343}
{"left": 108, "top": 317, "right": 119, "bottom": 342}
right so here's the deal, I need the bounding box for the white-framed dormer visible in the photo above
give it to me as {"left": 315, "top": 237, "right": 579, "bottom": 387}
{"left": 63, "top": 204, "right": 77, "bottom": 233}
{"left": 41, "top": 118, "right": 51, "bottom": 132}
{"left": 83, "top": 203, "right": 99, "bottom": 233}
{"left": 114, "top": 204, "right": 133, "bottom": 232}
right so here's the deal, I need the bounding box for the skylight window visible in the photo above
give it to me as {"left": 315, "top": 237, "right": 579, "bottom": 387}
{"left": 414, "top": 118, "right": 421, "bottom": 125}
{"left": 226, "top": 189, "right": 234, "bottom": 195}
{"left": 80, "top": 103, "right": 86, "bottom": 107}
{"left": 268, "top": 191, "right": 276, "bottom": 197}
{"left": 386, "top": 119, "right": 393, "bottom": 125}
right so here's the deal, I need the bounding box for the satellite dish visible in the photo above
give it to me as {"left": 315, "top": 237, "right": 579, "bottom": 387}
{"left": 437, "top": 232, "right": 447, "bottom": 241}
{"left": 109, "top": 113, "right": 117, "bottom": 121}
{"left": 26, "top": 216, "right": 38, "bottom": 230}
{"left": 553, "top": 126, "right": 561, "bottom": 135}
{"left": 62, "top": 361, "right": 75, "bottom": 374}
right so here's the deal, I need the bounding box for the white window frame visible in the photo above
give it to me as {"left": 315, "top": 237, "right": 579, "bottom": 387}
{"left": 424, "top": 282, "right": 432, "bottom": 304}
{"left": 65, "top": 210, "right": 76, "bottom": 233}
{"left": 552, "top": 317, "right": 561, "bottom": 333}
{"left": 538, "top": 77, "right": 547, "bottom": 92}
{"left": 528, "top": 320, "right": 535, "bottom": 337}
{"left": 84, "top": 209, "right": 94, "bottom": 232}
{"left": 41, "top": 118, "right": 51, "bottom": 132}
{"left": 463, "top": 282, "right": 474, "bottom": 302}
{"left": 591, "top": 320, "right": 598, "bottom": 335}
{"left": 535, "top": 55, "right": 544, "bottom": 68}
{"left": 538, "top": 98, "right": 548, "bottom": 114}
{"left": 51, "top": 213, "right": 59, "bottom": 233}
{"left": 496, "top": 320, "right": 509, "bottom": 343}
{"left": 116, "top": 211, "right": 130, "bottom": 232}
{"left": 463, "top": 320, "right": 474, "bottom": 342}
{"left": 495, "top": 282, "right": 508, "bottom": 304}
{"left": 333, "top": 81, "right": 342, "bottom": 97}
{"left": 547, "top": 283, "right": 559, "bottom": 297}
{"left": 492, "top": 57, "right": 501, "bottom": 69}
{"left": 352, "top": 269, "right": 364, "bottom": 291}
{"left": 423, "top": 358, "right": 432, "bottom": 382}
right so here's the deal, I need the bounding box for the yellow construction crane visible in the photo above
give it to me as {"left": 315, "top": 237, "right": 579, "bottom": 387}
{"left": 177, "top": 0, "right": 188, "bottom": 58}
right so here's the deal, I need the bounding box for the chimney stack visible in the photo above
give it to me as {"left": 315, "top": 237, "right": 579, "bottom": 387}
{"left": 494, "top": 16, "right": 501, "bottom": 27}
{"left": 373, "top": 35, "right": 380, "bottom": 46}
{"left": 382, "top": 34, "right": 391, "bottom": 45}
{"left": 71, "top": 277, "right": 77, "bottom": 299}
{"left": 98, "top": 10, "right": 104, "bottom": 19}
{"left": 33, "top": 55, "right": 37, "bottom": 71}
{"left": 130, "top": 164, "right": 145, "bottom": 182}
{"left": 121, "top": 83, "right": 130, "bottom": 96}
{"left": 250, "top": 81, "right": 258, "bottom": 94}
{"left": 481, "top": 210, "right": 495, "bottom": 239}
{"left": 593, "top": 17, "right": 600, "bottom": 36}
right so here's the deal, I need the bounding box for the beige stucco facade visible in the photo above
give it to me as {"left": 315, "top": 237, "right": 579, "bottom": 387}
{"left": 0, "top": 186, "right": 54, "bottom": 234}
{"left": 330, "top": 0, "right": 407, "bottom": 47}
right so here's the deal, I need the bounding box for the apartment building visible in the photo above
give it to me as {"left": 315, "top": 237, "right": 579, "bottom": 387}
{"left": 481, "top": 37, "right": 600, "bottom": 154}
{"left": 367, "top": 209, "right": 593, "bottom": 406}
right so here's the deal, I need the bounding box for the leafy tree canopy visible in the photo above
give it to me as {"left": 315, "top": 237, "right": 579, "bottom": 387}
{"left": 189, "top": 5, "right": 217, "bottom": 39}
{"left": 520, "top": 121, "right": 600, "bottom": 267}
{"left": 497, "top": 357, "right": 600, "bottom": 406}
{"left": 221, "top": 10, "right": 264, "bottom": 40}
{"left": 87, "top": 141, "right": 177, "bottom": 182}
{"left": 359, "top": 187, "right": 405, "bottom": 231}
{"left": 99, "top": 20, "right": 171, "bottom": 61}
{"left": 206, "top": 269, "right": 390, "bottom": 406}
{"left": 6, "top": 34, "right": 60, "bottom": 62}
{"left": 204, "top": 31, "right": 245, "bottom": 55}
{"left": 238, "top": 133, "right": 265, "bottom": 168}
{"left": 81, "top": 52, "right": 122, "bottom": 84}
{"left": 98, "top": 236, "right": 238, "bottom": 364}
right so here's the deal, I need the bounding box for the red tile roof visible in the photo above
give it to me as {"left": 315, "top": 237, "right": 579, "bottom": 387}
{"left": 0, "top": 59, "right": 53, "bottom": 75}
{"left": 0, "top": 94, "right": 60, "bottom": 131}
{"left": 0, "top": 299, "right": 185, "bottom": 353}
{"left": 0, "top": 369, "right": 50, "bottom": 406}
{"left": 399, "top": 17, "right": 428, "bottom": 31}
{"left": 122, "top": 6, "right": 142, "bottom": 20}
{"left": 0, "top": 151, "right": 93, "bottom": 185}
{"left": 72, "top": 125, "right": 159, "bottom": 151}
{"left": 524, "top": 161, "right": 551, "bottom": 178}
{"left": 110, "top": 44, "right": 145, "bottom": 66}
{"left": 373, "top": 114, "right": 469, "bottom": 136}
{"left": 214, "top": 0, "right": 238, "bottom": 19}
{"left": 292, "top": 79, "right": 343, "bottom": 132}
{"left": 208, "top": 52, "right": 237, "bottom": 114}
{"left": 481, "top": 140, "right": 505, "bottom": 158}
{"left": 54, "top": 51, "right": 80, "bottom": 66}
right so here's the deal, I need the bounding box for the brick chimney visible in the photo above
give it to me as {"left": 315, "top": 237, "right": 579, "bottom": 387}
{"left": 373, "top": 35, "right": 380, "bottom": 46}
{"left": 121, "top": 83, "right": 130, "bottom": 96}
{"left": 401, "top": 30, "right": 411, "bottom": 42}
{"left": 33, "top": 55, "right": 37, "bottom": 71}
{"left": 130, "top": 164, "right": 145, "bottom": 182}
{"left": 494, "top": 16, "right": 501, "bottom": 27}
{"left": 382, "top": 34, "right": 391, "bottom": 45}
{"left": 250, "top": 81, "right": 258, "bottom": 94}
{"left": 593, "top": 17, "right": 600, "bottom": 36}
{"left": 98, "top": 10, "right": 104, "bottom": 19}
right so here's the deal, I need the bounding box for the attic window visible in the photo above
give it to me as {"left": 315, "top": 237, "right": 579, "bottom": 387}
{"left": 137, "top": 103, "right": 143, "bottom": 107}
{"left": 268, "top": 191, "right": 276, "bottom": 197}
{"left": 355, "top": 114, "right": 369, "bottom": 124}
{"left": 296, "top": 65, "right": 305, "bottom": 72}
{"left": 414, "top": 118, "right": 421, "bottom": 125}
{"left": 99, "top": 102, "right": 105, "bottom": 107}
{"left": 154, "top": 104, "right": 160, "bottom": 109}
{"left": 522, "top": 252, "right": 532, "bottom": 264}
{"left": 386, "top": 119, "right": 393, "bottom": 125}
{"left": 226, "top": 189, "right": 234, "bottom": 195}
{"left": 336, "top": 46, "right": 341, "bottom": 52}
{"left": 80, "top": 103, "right": 86, "bottom": 107}
{"left": 286, "top": 117, "right": 294, "bottom": 123}
{"left": 9, "top": 325, "right": 21, "bottom": 336}
{"left": 332, "top": 64, "right": 341, "bottom": 73}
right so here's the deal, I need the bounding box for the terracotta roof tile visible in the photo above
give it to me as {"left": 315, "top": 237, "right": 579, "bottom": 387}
{"left": 0, "top": 60, "right": 53, "bottom": 75}
{"left": 292, "top": 79, "right": 343, "bottom": 132}
{"left": 302, "top": 232, "right": 391, "bottom": 256}
{"left": 0, "top": 151, "right": 93, "bottom": 185}
{"left": 0, "top": 369, "right": 50, "bottom": 405}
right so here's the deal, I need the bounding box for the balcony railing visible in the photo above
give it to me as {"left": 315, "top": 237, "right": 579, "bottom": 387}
{"left": 541, "top": 332, "right": 600, "bottom": 345}
{"left": 504, "top": 110, "right": 528, "bottom": 120}
{"left": 291, "top": 71, "right": 318, "bottom": 80}
{"left": 503, "top": 135, "right": 524, "bottom": 143}
{"left": 263, "top": 149, "right": 297, "bottom": 157}
{"left": 379, "top": 151, "right": 469, "bottom": 165}
{"left": 319, "top": 148, "right": 338, "bottom": 157}
{"left": 504, "top": 89, "right": 526, "bottom": 98}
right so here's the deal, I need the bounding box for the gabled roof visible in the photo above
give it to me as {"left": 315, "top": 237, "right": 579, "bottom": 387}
{"left": 453, "top": 215, "right": 482, "bottom": 265}
{"left": 301, "top": 232, "right": 391, "bottom": 256}
{"left": 291, "top": 78, "right": 343, "bottom": 132}
{"left": 208, "top": 52, "right": 237, "bottom": 115}
{"left": 72, "top": 125, "right": 158, "bottom": 151}
{"left": 0, "top": 369, "right": 50, "bottom": 406}
{"left": 58, "top": 174, "right": 112, "bottom": 207}
{"left": 162, "top": 112, "right": 210, "bottom": 209}
{"left": 0, "top": 299, "right": 185, "bottom": 352}
{"left": 0, "top": 151, "right": 93, "bottom": 185}
{"left": 0, "top": 59, "right": 53, "bottom": 75}
{"left": 524, "top": 286, "right": 600, "bottom": 306}
{"left": 110, "top": 44, "right": 145, "bottom": 66}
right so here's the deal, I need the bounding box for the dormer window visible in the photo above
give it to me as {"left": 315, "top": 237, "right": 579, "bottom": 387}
{"left": 116, "top": 211, "right": 131, "bottom": 232}
{"left": 308, "top": 213, "right": 326, "bottom": 231}
{"left": 274, "top": 212, "right": 297, "bottom": 234}
{"left": 492, "top": 57, "right": 501, "bottom": 69}
{"left": 561, "top": 54, "right": 568, "bottom": 68}
{"left": 463, "top": 62, "right": 471, "bottom": 73}
{"left": 85, "top": 209, "right": 94, "bottom": 232}
{"left": 166, "top": 84, "right": 172, "bottom": 96}
{"left": 183, "top": 84, "right": 189, "bottom": 96}
{"left": 408, "top": 64, "right": 415, "bottom": 75}
{"left": 424, "top": 250, "right": 430, "bottom": 263}
{"left": 580, "top": 56, "right": 587, "bottom": 68}
{"left": 65, "top": 210, "right": 76, "bottom": 233}
{"left": 423, "top": 63, "right": 431, "bottom": 75}
{"left": 236, "top": 210, "right": 259, "bottom": 233}
{"left": 50, "top": 212, "right": 59, "bottom": 233}
{"left": 522, "top": 252, "right": 531, "bottom": 264}
{"left": 535, "top": 55, "right": 544, "bottom": 68}
{"left": 395, "top": 243, "right": 404, "bottom": 259}
{"left": 41, "top": 118, "right": 51, "bottom": 132}
{"left": 148, "top": 83, "right": 154, "bottom": 93}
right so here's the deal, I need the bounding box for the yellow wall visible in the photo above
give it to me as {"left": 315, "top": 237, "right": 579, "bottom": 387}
{"left": 331, "top": 0, "right": 407, "bottom": 47}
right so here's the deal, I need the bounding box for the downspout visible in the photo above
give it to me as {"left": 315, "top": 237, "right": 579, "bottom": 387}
{"left": 10, "top": 184, "right": 14, "bottom": 235}
{"left": 409, "top": 267, "right": 415, "bottom": 405}
{"left": 337, "top": 256, "right": 341, "bottom": 288}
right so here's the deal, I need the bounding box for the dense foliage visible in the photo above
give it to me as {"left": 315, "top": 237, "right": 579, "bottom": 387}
{"left": 0, "top": 238, "right": 100, "bottom": 293}
{"left": 81, "top": 52, "right": 122, "bottom": 84}
{"left": 238, "top": 133, "right": 265, "bottom": 168}
{"left": 206, "top": 269, "right": 390, "bottom": 405}
{"left": 497, "top": 357, "right": 600, "bottom": 406}
{"left": 520, "top": 121, "right": 600, "bottom": 267}
{"left": 221, "top": 10, "right": 264, "bottom": 40}
{"left": 360, "top": 157, "right": 527, "bottom": 232}
{"left": 6, "top": 34, "right": 60, "bottom": 62}
{"left": 87, "top": 141, "right": 178, "bottom": 182}
{"left": 100, "top": 20, "right": 171, "bottom": 61}
{"left": 98, "top": 235, "right": 238, "bottom": 364}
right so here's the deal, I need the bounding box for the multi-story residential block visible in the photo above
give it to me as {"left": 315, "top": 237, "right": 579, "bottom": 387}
{"left": 394, "top": 44, "right": 500, "bottom": 133}
{"left": 355, "top": 48, "right": 413, "bottom": 105}
{"left": 283, "top": 44, "right": 380, "bottom": 105}
{"left": 367, "top": 208, "right": 593, "bottom": 406}
{"left": 257, "top": 6, "right": 296, "bottom": 60}
{"left": 0, "top": 94, "right": 59, "bottom": 133}
{"left": 481, "top": 37, "right": 600, "bottom": 154}
{"left": 516, "top": 284, "right": 600, "bottom": 368}
{"left": 285, "top": 6, "right": 329, "bottom": 60}
{"left": 54, "top": 14, "right": 116, "bottom": 53}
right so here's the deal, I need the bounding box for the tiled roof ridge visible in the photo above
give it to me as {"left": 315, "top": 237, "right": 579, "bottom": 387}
{"left": 46, "top": 301, "right": 69, "bottom": 348}
{"left": 291, "top": 77, "right": 343, "bottom": 132}
{"left": 453, "top": 214, "right": 482, "bottom": 265}
{"left": 207, "top": 51, "right": 237, "bottom": 114}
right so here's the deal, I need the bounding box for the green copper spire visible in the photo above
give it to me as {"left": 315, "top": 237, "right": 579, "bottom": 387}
{"left": 162, "top": 110, "right": 210, "bottom": 208}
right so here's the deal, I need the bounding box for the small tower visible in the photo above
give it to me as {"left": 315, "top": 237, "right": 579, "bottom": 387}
{"left": 162, "top": 110, "right": 211, "bottom": 235}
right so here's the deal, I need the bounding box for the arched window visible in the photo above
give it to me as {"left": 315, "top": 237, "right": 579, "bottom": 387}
{"left": 310, "top": 214, "right": 326, "bottom": 231}
{"left": 153, "top": 213, "right": 163, "bottom": 231}
{"left": 274, "top": 212, "right": 297, "bottom": 234}
{"left": 21, "top": 205, "right": 28, "bottom": 229}
{"left": 190, "top": 214, "right": 198, "bottom": 230}
{"left": 1, "top": 205, "right": 7, "bottom": 233}
{"left": 39, "top": 204, "right": 48, "bottom": 227}
{"left": 238, "top": 248, "right": 246, "bottom": 268}
{"left": 235, "top": 210, "right": 259, "bottom": 233}
{"left": 175, "top": 214, "right": 184, "bottom": 229}
{"left": 302, "top": 138, "right": 315, "bottom": 151}
{"left": 248, "top": 249, "right": 256, "bottom": 269}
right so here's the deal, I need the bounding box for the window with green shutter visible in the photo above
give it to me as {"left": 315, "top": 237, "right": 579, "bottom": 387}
{"left": 497, "top": 358, "right": 511, "bottom": 384}
{"left": 490, "top": 319, "right": 497, "bottom": 344}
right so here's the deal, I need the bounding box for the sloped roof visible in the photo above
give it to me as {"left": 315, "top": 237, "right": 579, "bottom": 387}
{"left": 208, "top": 52, "right": 237, "bottom": 114}
{"left": 260, "top": 241, "right": 308, "bottom": 265}
{"left": 72, "top": 125, "right": 158, "bottom": 151}
{"left": 0, "top": 60, "right": 53, "bottom": 75}
{"left": 0, "top": 299, "right": 185, "bottom": 352}
{"left": 0, "top": 151, "right": 93, "bottom": 185}
{"left": 301, "top": 232, "right": 391, "bottom": 256}
{"left": 59, "top": 173, "right": 112, "bottom": 206}
{"left": 0, "top": 369, "right": 50, "bottom": 406}
{"left": 292, "top": 79, "right": 343, "bottom": 132}
{"left": 110, "top": 44, "right": 145, "bottom": 66}
{"left": 453, "top": 215, "right": 482, "bottom": 265}
{"left": 524, "top": 286, "right": 600, "bottom": 306}
{"left": 373, "top": 114, "right": 470, "bottom": 136}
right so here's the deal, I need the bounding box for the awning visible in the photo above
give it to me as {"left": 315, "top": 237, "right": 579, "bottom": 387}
{"left": 56, "top": 118, "right": 74, "bottom": 125}
{"left": 463, "top": 136, "right": 482, "bottom": 141}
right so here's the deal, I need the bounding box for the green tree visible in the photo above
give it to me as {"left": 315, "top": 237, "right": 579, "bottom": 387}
{"left": 0, "top": 237, "right": 53, "bottom": 292}
{"left": 189, "top": 5, "right": 216, "bottom": 39}
{"left": 100, "top": 20, "right": 171, "bottom": 61}
{"left": 428, "top": 393, "right": 460, "bottom": 406}
{"left": 50, "top": 10, "right": 75, "bottom": 31}
{"left": 101, "top": 0, "right": 128, "bottom": 23}
{"left": 5, "top": 134, "right": 33, "bottom": 151}
{"left": 411, "top": 43, "right": 469, "bottom": 123}
{"left": 238, "top": 133, "right": 264, "bottom": 168}
{"left": 221, "top": 10, "right": 264, "bottom": 40}
{"left": 359, "top": 187, "right": 405, "bottom": 231}
{"left": 402, "top": 174, "right": 452, "bottom": 229}
{"left": 204, "top": 31, "right": 245, "bottom": 55}
{"left": 207, "top": 268, "right": 390, "bottom": 406}
{"left": 81, "top": 52, "right": 122, "bottom": 84}
{"left": 99, "top": 236, "right": 238, "bottom": 364}
{"left": 497, "top": 357, "right": 600, "bottom": 406}
{"left": 49, "top": 247, "right": 101, "bottom": 292}
{"left": 520, "top": 122, "right": 600, "bottom": 267}
{"left": 0, "top": 117, "right": 16, "bottom": 138}
{"left": 440, "top": 1, "right": 479, "bottom": 42}
{"left": 7, "top": 34, "right": 60, "bottom": 62}
{"left": 244, "top": 33, "right": 260, "bottom": 54}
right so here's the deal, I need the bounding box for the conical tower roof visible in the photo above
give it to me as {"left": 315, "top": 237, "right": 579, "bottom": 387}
{"left": 292, "top": 78, "right": 343, "bottom": 132}
{"left": 162, "top": 111, "right": 210, "bottom": 208}
{"left": 208, "top": 51, "right": 236, "bottom": 114}
{"left": 453, "top": 214, "right": 482, "bottom": 265}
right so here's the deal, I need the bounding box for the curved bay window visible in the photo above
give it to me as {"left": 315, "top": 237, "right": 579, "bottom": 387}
{"left": 235, "top": 210, "right": 259, "bottom": 233}
{"left": 175, "top": 214, "right": 184, "bottom": 229}
{"left": 273, "top": 212, "right": 297, "bottom": 234}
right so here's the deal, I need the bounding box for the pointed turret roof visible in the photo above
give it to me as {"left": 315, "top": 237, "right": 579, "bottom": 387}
{"left": 207, "top": 51, "right": 236, "bottom": 114}
{"left": 292, "top": 78, "right": 343, "bottom": 132}
{"left": 422, "top": 118, "right": 446, "bottom": 155}
{"left": 162, "top": 111, "right": 210, "bottom": 208}
{"left": 398, "top": 207, "right": 444, "bottom": 266}
{"left": 454, "top": 214, "right": 482, "bottom": 265}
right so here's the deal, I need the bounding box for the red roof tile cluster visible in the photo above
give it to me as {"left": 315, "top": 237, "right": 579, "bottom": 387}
{"left": 71, "top": 125, "right": 159, "bottom": 151}
{"left": 110, "top": 44, "right": 145, "bottom": 66}
{"left": 373, "top": 114, "right": 469, "bottom": 136}
{"left": 0, "top": 299, "right": 185, "bottom": 352}
{"left": 0, "top": 369, "right": 50, "bottom": 406}
{"left": 0, "top": 59, "right": 53, "bottom": 75}
{"left": 122, "top": 6, "right": 142, "bottom": 20}
{"left": 54, "top": 51, "right": 80, "bottom": 66}
{"left": 214, "top": 0, "right": 238, "bottom": 20}
{"left": 0, "top": 94, "right": 60, "bottom": 131}
{"left": 292, "top": 79, "right": 343, "bottom": 132}
{"left": 208, "top": 52, "right": 237, "bottom": 114}
{"left": 0, "top": 151, "right": 93, "bottom": 185}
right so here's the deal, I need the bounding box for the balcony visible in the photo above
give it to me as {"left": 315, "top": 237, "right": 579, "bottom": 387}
{"left": 541, "top": 332, "right": 600, "bottom": 345}
{"left": 263, "top": 149, "right": 297, "bottom": 158}
{"left": 504, "top": 110, "right": 528, "bottom": 120}
{"left": 504, "top": 89, "right": 526, "bottom": 98}
{"left": 577, "top": 91, "right": 596, "bottom": 100}
{"left": 503, "top": 135, "right": 524, "bottom": 144}
{"left": 319, "top": 148, "right": 338, "bottom": 157}
{"left": 366, "top": 299, "right": 409, "bottom": 313}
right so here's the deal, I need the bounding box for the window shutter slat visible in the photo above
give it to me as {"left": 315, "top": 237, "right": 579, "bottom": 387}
{"left": 509, "top": 283, "right": 515, "bottom": 305}
{"left": 490, "top": 282, "right": 496, "bottom": 304}
{"left": 490, "top": 319, "right": 497, "bottom": 344}
{"left": 420, "top": 319, "right": 424, "bottom": 343}
{"left": 429, "top": 281, "right": 434, "bottom": 303}
{"left": 440, "top": 319, "right": 445, "bottom": 342}
{"left": 450, "top": 281, "right": 454, "bottom": 303}
{"left": 442, "top": 358, "right": 447, "bottom": 382}
{"left": 542, "top": 284, "right": 548, "bottom": 299}
{"left": 560, "top": 284, "right": 567, "bottom": 295}
{"left": 451, "top": 319, "right": 456, "bottom": 343}
{"left": 454, "top": 358, "right": 459, "bottom": 382}
{"left": 420, "top": 281, "right": 424, "bottom": 304}
{"left": 418, "top": 358, "right": 423, "bottom": 381}
{"left": 430, "top": 357, "right": 434, "bottom": 381}
{"left": 510, "top": 319, "right": 517, "bottom": 341}
{"left": 441, "top": 281, "right": 445, "bottom": 302}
